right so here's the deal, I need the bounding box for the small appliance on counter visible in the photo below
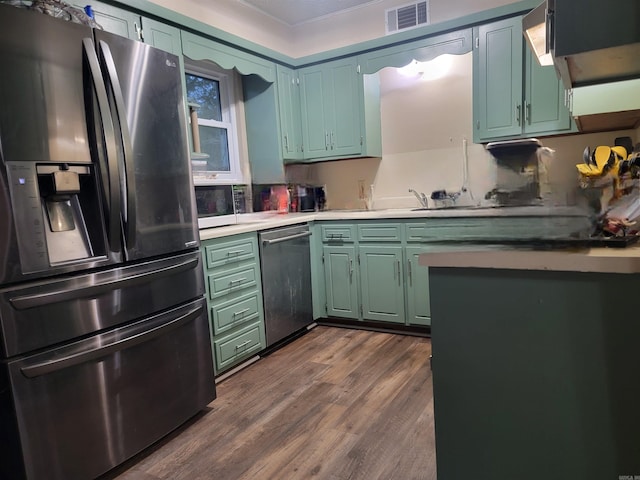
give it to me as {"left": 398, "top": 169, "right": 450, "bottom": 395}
{"left": 252, "top": 184, "right": 326, "bottom": 213}
{"left": 195, "top": 184, "right": 250, "bottom": 228}
{"left": 485, "top": 138, "right": 542, "bottom": 206}
{"left": 291, "top": 184, "right": 326, "bottom": 212}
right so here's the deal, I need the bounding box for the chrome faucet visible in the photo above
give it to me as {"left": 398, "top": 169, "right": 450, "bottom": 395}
{"left": 409, "top": 189, "right": 429, "bottom": 208}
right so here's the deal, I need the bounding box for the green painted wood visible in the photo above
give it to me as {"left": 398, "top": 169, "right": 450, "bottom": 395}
{"left": 473, "top": 16, "right": 523, "bottom": 142}
{"left": 299, "top": 66, "right": 330, "bottom": 159}
{"left": 361, "top": 72, "right": 382, "bottom": 158}
{"left": 106, "top": 0, "right": 539, "bottom": 68}
{"left": 358, "top": 29, "right": 473, "bottom": 74}
{"left": 276, "top": 65, "right": 304, "bottom": 161}
{"left": 323, "top": 245, "right": 360, "bottom": 320}
{"left": 201, "top": 232, "right": 265, "bottom": 374}
{"left": 142, "top": 16, "right": 181, "bottom": 55}
{"left": 328, "top": 58, "right": 362, "bottom": 157}
{"left": 404, "top": 246, "right": 431, "bottom": 326}
{"left": 430, "top": 267, "right": 640, "bottom": 479}
{"left": 358, "top": 245, "right": 405, "bottom": 324}
{"left": 79, "top": 0, "right": 139, "bottom": 39}
{"left": 242, "top": 75, "right": 286, "bottom": 183}
{"left": 309, "top": 223, "right": 327, "bottom": 320}
{"left": 181, "top": 31, "right": 276, "bottom": 82}
{"left": 523, "top": 48, "right": 573, "bottom": 135}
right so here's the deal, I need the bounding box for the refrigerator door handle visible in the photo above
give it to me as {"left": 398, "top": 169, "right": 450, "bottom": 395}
{"left": 20, "top": 304, "right": 203, "bottom": 378}
{"left": 83, "top": 38, "right": 121, "bottom": 252}
{"left": 9, "top": 256, "right": 199, "bottom": 310}
{"left": 98, "top": 39, "right": 137, "bottom": 250}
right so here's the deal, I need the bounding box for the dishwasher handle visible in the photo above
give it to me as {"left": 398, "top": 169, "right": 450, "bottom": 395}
{"left": 262, "top": 230, "right": 311, "bottom": 246}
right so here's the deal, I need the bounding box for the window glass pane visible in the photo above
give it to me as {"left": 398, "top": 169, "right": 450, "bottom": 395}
{"left": 200, "top": 125, "right": 230, "bottom": 171}
{"left": 185, "top": 73, "right": 222, "bottom": 121}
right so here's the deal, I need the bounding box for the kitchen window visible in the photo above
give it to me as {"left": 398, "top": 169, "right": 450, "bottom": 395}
{"left": 185, "top": 61, "right": 242, "bottom": 184}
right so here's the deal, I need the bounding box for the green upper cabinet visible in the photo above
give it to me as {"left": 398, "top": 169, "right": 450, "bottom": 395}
{"left": 277, "top": 65, "right": 304, "bottom": 161}
{"left": 299, "top": 57, "right": 381, "bottom": 162}
{"left": 473, "top": 15, "right": 573, "bottom": 143}
{"left": 78, "top": 1, "right": 181, "bottom": 55}
{"left": 359, "top": 245, "right": 405, "bottom": 324}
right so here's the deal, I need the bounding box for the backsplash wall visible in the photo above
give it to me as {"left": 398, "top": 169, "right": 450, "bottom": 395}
{"left": 287, "top": 53, "right": 637, "bottom": 210}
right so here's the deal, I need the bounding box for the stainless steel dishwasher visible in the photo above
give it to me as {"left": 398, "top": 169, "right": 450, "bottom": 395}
{"left": 259, "top": 223, "right": 313, "bottom": 347}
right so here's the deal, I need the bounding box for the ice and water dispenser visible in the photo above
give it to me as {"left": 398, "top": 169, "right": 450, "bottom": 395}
{"left": 6, "top": 161, "right": 108, "bottom": 273}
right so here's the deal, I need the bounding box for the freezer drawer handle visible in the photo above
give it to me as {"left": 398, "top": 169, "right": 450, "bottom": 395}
{"left": 262, "top": 231, "right": 311, "bottom": 246}
{"left": 20, "top": 304, "right": 203, "bottom": 378}
{"left": 10, "top": 257, "right": 198, "bottom": 310}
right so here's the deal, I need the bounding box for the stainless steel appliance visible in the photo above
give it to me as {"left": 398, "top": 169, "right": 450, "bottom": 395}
{"left": 259, "top": 224, "right": 313, "bottom": 347}
{"left": 0, "top": 5, "right": 215, "bottom": 480}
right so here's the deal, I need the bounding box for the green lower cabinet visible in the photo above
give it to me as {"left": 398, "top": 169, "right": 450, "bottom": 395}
{"left": 405, "top": 246, "right": 431, "bottom": 326}
{"left": 359, "top": 245, "right": 405, "bottom": 323}
{"left": 201, "top": 233, "right": 266, "bottom": 375}
{"left": 323, "top": 245, "right": 359, "bottom": 319}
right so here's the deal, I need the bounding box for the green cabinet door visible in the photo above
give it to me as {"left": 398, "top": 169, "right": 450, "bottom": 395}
{"left": 473, "top": 16, "right": 523, "bottom": 142}
{"left": 327, "top": 58, "right": 362, "bottom": 157}
{"left": 523, "top": 48, "right": 573, "bottom": 135}
{"left": 300, "top": 58, "right": 363, "bottom": 161}
{"left": 78, "top": 1, "right": 140, "bottom": 39}
{"left": 277, "top": 65, "right": 304, "bottom": 161}
{"left": 405, "top": 246, "right": 431, "bottom": 326}
{"left": 323, "top": 245, "right": 359, "bottom": 319}
{"left": 359, "top": 245, "right": 405, "bottom": 324}
{"left": 474, "top": 15, "right": 574, "bottom": 143}
{"left": 142, "top": 17, "right": 181, "bottom": 55}
{"left": 300, "top": 66, "right": 330, "bottom": 158}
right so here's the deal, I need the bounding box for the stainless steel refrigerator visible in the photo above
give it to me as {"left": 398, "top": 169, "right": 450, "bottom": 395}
{"left": 0, "top": 5, "right": 216, "bottom": 480}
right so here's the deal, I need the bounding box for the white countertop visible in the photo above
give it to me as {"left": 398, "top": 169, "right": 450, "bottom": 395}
{"left": 198, "top": 206, "right": 588, "bottom": 240}
{"left": 417, "top": 244, "right": 640, "bottom": 274}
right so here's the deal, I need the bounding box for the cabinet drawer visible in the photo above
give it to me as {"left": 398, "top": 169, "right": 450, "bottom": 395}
{"left": 211, "top": 292, "right": 261, "bottom": 335}
{"left": 321, "top": 224, "right": 355, "bottom": 243}
{"left": 405, "top": 222, "right": 429, "bottom": 242}
{"left": 208, "top": 263, "right": 258, "bottom": 299}
{"left": 204, "top": 236, "right": 257, "bottom": 269}
{"left": 357, "top": 223, "right": 401, "bottom": 242}
{"left": 214, "top": 320, "right": 265, "bottom": 371}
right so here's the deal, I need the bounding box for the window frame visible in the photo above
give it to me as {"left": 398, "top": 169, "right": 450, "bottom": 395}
{"left": 185, "top": 60, "right": 243, "bottom": 185}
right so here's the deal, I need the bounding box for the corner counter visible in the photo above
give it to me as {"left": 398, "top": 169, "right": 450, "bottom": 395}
{"left": 421, "top": 243, "right": 640, "bottom": 480}
{"left": 418, "top": 244, "right": 640, "bottom": 274}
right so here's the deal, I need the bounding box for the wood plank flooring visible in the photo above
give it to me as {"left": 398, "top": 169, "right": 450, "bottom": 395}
{"left": 102, "top": 326, "right": 436, "bottom": 480}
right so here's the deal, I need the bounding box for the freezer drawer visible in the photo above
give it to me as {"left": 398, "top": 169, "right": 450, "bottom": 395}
{"left": 0, "top": 250, "right": 205, "bottom": 357}
{"left": 1, "top": 297, "right": 215, "bottom": 480}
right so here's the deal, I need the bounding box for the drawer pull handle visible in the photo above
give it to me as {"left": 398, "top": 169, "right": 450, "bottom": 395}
{"left": 328, "top": 233, "right": 344, "bottom": 239}
{"left": 229, "top": 278, "right": 247, "bottom": 286}
{"left": 227, "top": 250, "right": 245, "bottom": 256}
{"left": 233, "top": 308, "right": 250, "bottom": 317}
{"left": 235, "top": 340, "right": 252, "bottom": 350}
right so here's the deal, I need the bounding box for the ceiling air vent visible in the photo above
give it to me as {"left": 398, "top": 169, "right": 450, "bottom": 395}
{"left": 385, "top": 1, "right": 429, "bottom": 34}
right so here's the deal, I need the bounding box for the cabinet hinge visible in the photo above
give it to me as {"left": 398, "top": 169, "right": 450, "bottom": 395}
{"left": 476, "top": 120, "right": 480, "bottom": 130}
{"left": 325, "top": 303, "right": 328, "bottom": 314}
{"left": 357, "top": 64, "right": 361, "bottom": 74}
{"left": 360, "top": 136, "right": 363, "bottom": 146}
{"left": 296, "top": 78, "right": 300, "bottom": 85}
{"left": 475, "top": 37, "right": 479, "bottom": 49}
{"left": 360, "top": 304, "right": 363, "bottom": 315}
{"left": 322, "top": 254, "right": 325, "bottom": 264}
{"left": 357, "top": 253, "right": 360, "bottom": 265}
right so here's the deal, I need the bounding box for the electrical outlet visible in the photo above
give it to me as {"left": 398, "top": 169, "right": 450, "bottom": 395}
{"left": 358, "top": 179, "right": 366, "bottom": 199}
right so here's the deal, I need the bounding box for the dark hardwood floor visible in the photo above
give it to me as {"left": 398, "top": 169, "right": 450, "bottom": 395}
{"left": 104, "top": 326, "right": 436, "bottom": 480}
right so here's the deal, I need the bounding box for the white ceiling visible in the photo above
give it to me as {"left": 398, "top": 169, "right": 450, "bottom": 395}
{"left": 239, "top": 0, "right": 383, "bottom": 26}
